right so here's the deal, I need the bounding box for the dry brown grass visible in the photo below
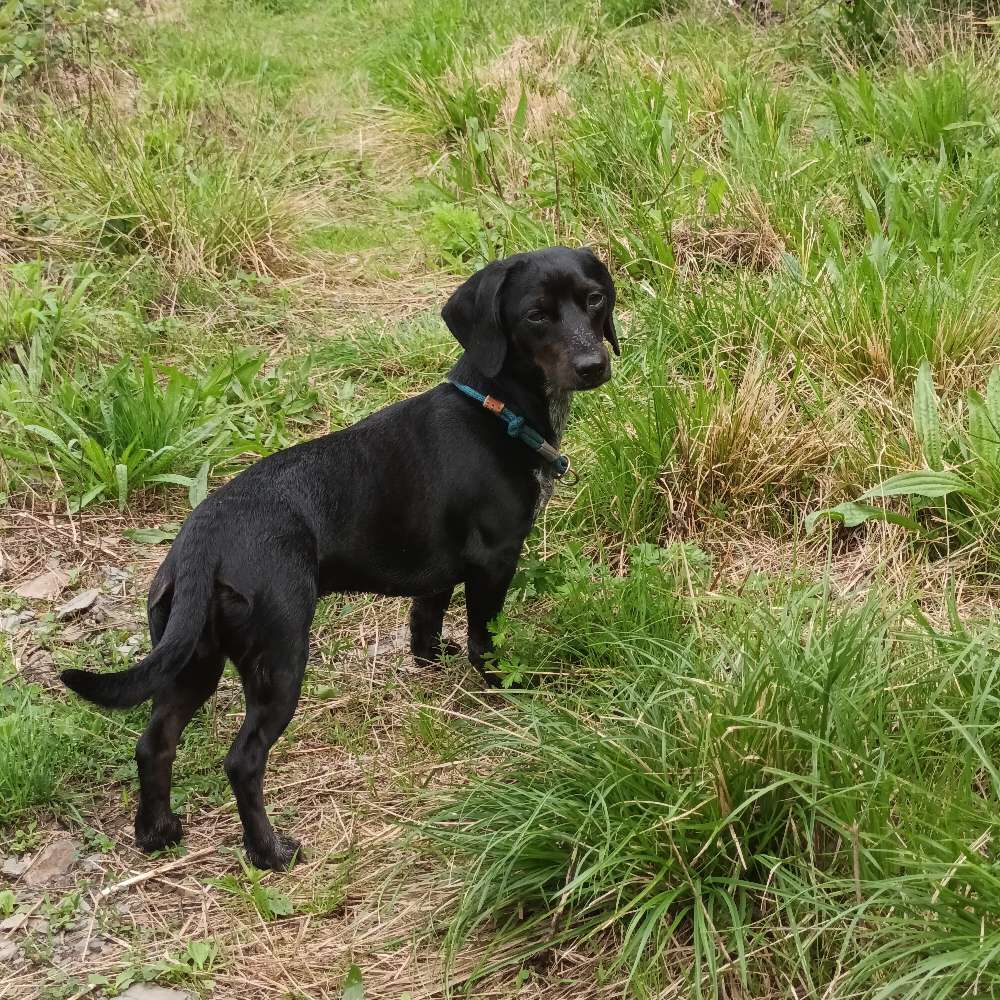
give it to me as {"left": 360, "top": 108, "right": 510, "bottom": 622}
{"left": 480, "top": 35, "right": 575, "bottom": 140}
{"left": 670, "top": 212, "right": 784, "bottom": 277}
{"left": 658, "top": 351, "right": 846, "bottom": 527}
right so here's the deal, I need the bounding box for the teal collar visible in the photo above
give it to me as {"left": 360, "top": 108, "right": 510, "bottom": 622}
{"left": 447, "top": 379, "right": 571, "bottom": 479}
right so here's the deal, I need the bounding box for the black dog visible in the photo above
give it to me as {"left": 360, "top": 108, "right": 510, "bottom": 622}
{"left": 61, "top": 246, "right": 619, "bottom": 870}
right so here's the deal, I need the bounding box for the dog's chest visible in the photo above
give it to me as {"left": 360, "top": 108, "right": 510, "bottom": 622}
{"left": 530, "top": 391, "right": 571, "bottom": 523}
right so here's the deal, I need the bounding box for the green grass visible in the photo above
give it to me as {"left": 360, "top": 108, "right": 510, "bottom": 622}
{"left": 4, "top": 0, "right": 1000, "bottom": 995}
{"left": 423, "top": 574, "right": 1000, "bottom": 997}
{"left": 0, "top": 648, "right": 141, "bottom": 826}
{"left": 0, "top": 340, "right": 316, "bottom": 508}
{"left": 14, "top": 108, "right": 312, "bottom": 278}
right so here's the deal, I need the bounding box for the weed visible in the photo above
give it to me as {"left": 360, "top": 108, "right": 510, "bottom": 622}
{"left": 0, "top": 0, "right": 118, "bottom": 88}
{"left": 7, "top": 819, "right": 42, "bottom": 853}
{"left": 87, "top": 938, "right": 219, "bottom": 994}
{"left": 0, "top": 670, "right": 135, "bottom": 826}
{"left": 211, "top": 857, "right": 295, "bottom": 920}
{"left": 811, "top": 360, "right": 1000, "bottom": 563}
{"left": 0, "top": 343, "right": 315, "bottom": 509}
{"left": 45, "top": 891, "right": 81, "bottom": 932}
{"left": 828, "top": 61, "right": 995, "bottom": 163}
{"left": 0, "top": 263, "right": 98, "bottom": 355}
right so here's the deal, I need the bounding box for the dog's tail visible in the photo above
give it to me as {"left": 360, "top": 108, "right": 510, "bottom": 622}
{"left": 61, "top": 552, "right": 215, "bottom": 710}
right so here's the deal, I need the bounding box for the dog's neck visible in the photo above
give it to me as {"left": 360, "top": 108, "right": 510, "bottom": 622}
{"left": 546, "top": 386, "right": 571, "bottom": 445}
{"left": 449, "top": 354, "right": 571, "bottom": 448}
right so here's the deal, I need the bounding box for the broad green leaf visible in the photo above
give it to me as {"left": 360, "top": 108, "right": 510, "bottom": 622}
{"left": 69, "top": 483, "right": 108, "bottom": 513}
{"left": 189, "top": 460, "right": 210, "bottom": 508}
{"left": 124, "top": 525, "right": 180, "bottom": 545}
{"left": 255, "top": 885, "right": 293, "bottom": 920}
{"left": 861, "top": 470, "right": 970, "bottom": 500}
{"left": 912, "top": 360, "right": 942, "bottom": 470}
{"left": 986, "top": 366, "right": 1000, "bottom": 431}
{"left": 115, "top": 464, "right": 129, "bottom": 511}
{"left": 966, "top": 390, "right": 1000, "bottom": 483}
{"left": 24, "top": 424, "right": 72, "bottom": 454}
{"left": 805, "top": 502, "right": 923, "bottom": 534}
{"left": 342, "top": 965, "right": 364, "bottom": 1000}
{"left": 857, "top": 183, "right": 881, "bottom": 238}
{"left": 147, "top": 473, "right": 195, "bottom": 489}
{"left": 511, "top": 88, "right": 528, "bottom": 134}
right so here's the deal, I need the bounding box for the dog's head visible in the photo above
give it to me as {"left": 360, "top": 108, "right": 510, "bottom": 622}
{"left": 442, "top": 246, "right": 619, "bottom": 393}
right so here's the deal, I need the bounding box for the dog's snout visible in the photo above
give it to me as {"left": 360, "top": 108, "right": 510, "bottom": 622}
{"left": 574, "top": 355, "right": 608, "bottom": 384}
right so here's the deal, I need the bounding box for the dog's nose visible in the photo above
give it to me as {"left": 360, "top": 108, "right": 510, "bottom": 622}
{"left": 574, "top": 356, "right": 607, "bottom": 383}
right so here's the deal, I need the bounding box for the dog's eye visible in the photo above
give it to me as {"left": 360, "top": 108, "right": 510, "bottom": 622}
{"left": 525, "top": 309, "right": 546, "bottom": 324}
{"left": 587, "top": 292, "right": 606, "bottom": 311}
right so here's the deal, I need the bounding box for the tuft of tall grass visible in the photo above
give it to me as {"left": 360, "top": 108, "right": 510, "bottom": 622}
{"left": 800, "top": 228, "right": 1000, "bottom": 384}
{"left": 0, "top": 663, "right": 137, "bottom": 826}
{"left": 422, "top": 581, "right": 1000, "bottom": 997}
{"left": 0, "top": 261, "right": 97, "bottom": 354}
{"left": 573, "top": 346, "right": 837, "bottom": 543}
{"left": 15, "top": 107, "right": 307, "bottom": 277}
{"left": 828, "top": 61, "right": 996, "bottom": 163}
{"left": 812, "top": 360, "right": 1000, "bottom": 565}
{"left": 0, "top": 340, "right": 316, "bottom": 509}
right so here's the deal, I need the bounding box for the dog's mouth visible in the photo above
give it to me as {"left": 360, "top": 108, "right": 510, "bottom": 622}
{"left": 574, "top": 366, "right": 612, "bottom": 391}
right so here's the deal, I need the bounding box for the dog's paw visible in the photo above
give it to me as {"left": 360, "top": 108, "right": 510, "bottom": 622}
{"left": 135, "top": 812, "right": 183, "bottom": 853}
{"left": 245, "top": 831, "right": 302, "bottom": 872}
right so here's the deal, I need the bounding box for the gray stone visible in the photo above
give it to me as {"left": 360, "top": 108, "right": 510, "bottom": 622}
{"left": 0, "top": 913, "right": 27, "bottom": 932}
{"left": 80, "top": 854, "right": 105, "bottom": 874}
{"left": 104, "top": 566, "right": 130, "bottom": 585}
{"left": 14, "top": 568, "right": 70, "bottom": 601}
{"left": 0, "top": 610, "right": 35, "bottom": 634}
{"left": 56, "top": 589, "right": 100, "bottom": 619}
{"left": 0, "top": 939, "right": 20, "bottom": 963}
{"left": 1, "top": 856, "right": 29, "bottom": 877}
{"left": 367, "top": 627, "right": 408, "bottom": 659}
{"left": 117, "top": 634, "right": 143, "bottom": 657}
{"left": 22, "top": 839, "right": 79, "bottom": 887}
{"left": 119, "top": 986, "right": 194, "bottom": 1000}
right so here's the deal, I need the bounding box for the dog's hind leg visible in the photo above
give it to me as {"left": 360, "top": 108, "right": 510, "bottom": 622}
{"left": 225, "top": 598, "right": 312, "bottom": 871}
{"left": 410, "top": 588, "right": 460, "bottom": 664}
{"left": 135, "top": 645, "right": 225, "bottom": 853}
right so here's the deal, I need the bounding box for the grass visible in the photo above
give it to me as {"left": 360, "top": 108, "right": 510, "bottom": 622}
{"left": 0, "top": 339, "right": 317, "bottom": 508}
{"left": 424, "top": 578, "right": 1000, "bottom": 997}
{"left": 14, "top": 107, "right": 311, "bottom": 278}
{"left": 3, "top": 0, "right": 1000, "bottom": 997}
{"left": 0, "top": 649, "right": 143, "bottom": 826}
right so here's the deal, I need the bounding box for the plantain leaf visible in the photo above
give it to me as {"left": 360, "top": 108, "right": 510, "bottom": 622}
{"left": 912, "top": 360, "right": 942, "bottom": 470}
{"left": 986, "top": 366, "right": 1000, "bottom": 431}
{"left": 966, "top": 389, "right": 1000, "bottom": 483}
{"left": 124, "top": 524, "right": 180, "bottom": 545}
{"left": 861, "top": 469, "right": 970, "bottom": 500}
{"left": 115, "top": 464, "right": 129, "bottom": 511}
{"left": 342, "top": 965, "right": 364, "bottom": 1000}
{"left": 805, "top": 501, "right": 923, "bottom": 534}
{"left": 188, "top": 460, "right": 210, "bottom": 508}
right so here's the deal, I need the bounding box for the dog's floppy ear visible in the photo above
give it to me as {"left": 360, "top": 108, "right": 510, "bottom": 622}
{"left": 441, "top": 260, "right": 512, "bottom": 377}
{"left": 579, "top": 248, "right": 620, "bottom": 356}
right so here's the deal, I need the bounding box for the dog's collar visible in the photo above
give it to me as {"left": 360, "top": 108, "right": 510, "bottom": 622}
{"left": 446, "top": 379, "right": 571, "bottom": 479}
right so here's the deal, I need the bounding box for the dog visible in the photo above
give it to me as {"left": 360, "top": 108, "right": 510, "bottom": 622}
{"left": 61, "top": 246, "right": 619, "bottom": 871}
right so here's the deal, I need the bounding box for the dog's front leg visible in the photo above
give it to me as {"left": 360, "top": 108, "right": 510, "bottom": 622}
{"left": 465, "top": 561, "right": 518, "bottom": 686}
{"left": 410, "top": 588, "right": 460, "bottom": 664}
